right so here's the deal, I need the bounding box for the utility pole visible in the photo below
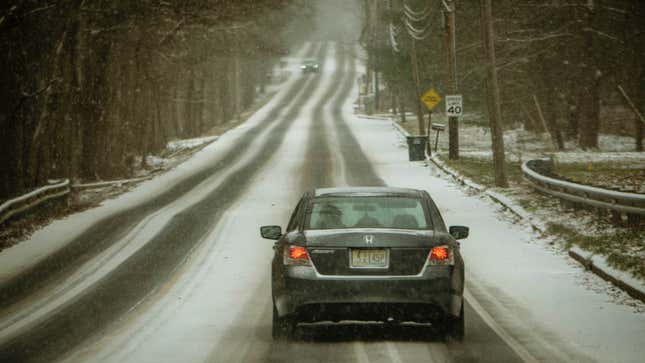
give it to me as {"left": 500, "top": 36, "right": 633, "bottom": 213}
{"left": 410, "top": 39, "right": 426, "bottom": 136}
{"left": 481, "top": 0, "right": 508, "bottom": 187}
{"left": 426, "top": 110, "right": 432, "bottom": 156}
{"left": 233, "top": 29, "right": 242, "bottom": 121}
{"left": 374, "top": 0, "right": 380, "bottom": 111}
{"left": 374, "top": 63, "right": 380, "bottom": 111}
{"left": 369, "top": 0, "right": 380, "bottom": 113}
{"left": 444, "top": 0, "right": 459, "bottom": 160}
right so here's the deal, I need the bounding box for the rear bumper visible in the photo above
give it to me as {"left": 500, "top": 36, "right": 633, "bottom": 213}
{"left": 274, "top": 265, "right": 462, "bottom": 322}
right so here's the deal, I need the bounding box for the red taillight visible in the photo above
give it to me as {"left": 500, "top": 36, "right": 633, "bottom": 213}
{"left": 289, "top": 246, "right": 309, "bottom": 260}
{"left": 284, "top": 245, "right": 311, "bottom": 266}
{"left": 428, "top": 246, "right": 452, "bottom": 265}
{"left": 430, "top": 246, "right": 449, "bottom": 260}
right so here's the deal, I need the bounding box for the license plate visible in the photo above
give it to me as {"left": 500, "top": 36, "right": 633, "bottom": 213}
{"left": 350, "top": 249, "right": 389, "bottom": 268}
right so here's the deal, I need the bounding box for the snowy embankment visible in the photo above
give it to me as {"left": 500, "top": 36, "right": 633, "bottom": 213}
{"left": 0, "top": 137, "right": 220, "bottom": 285}
{"left": 348, "top": 105, "right": 645, "bottom": 362}
{"left": 429, "top": 116, "right": 641, "bottom": 154}
{"left": 394, "top": 115, "right": 645, "bottom": 301}
{"left": 166, "top": 136, "right": 219, "bottom": 153}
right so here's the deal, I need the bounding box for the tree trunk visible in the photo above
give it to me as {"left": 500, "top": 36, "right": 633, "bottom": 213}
{"left": 398, "top": 92, "right": 406, "bottom": 123}
{"left": 539, "top": 61, "right": 564, "bottom": 149}
{"left": 636, "top": 67, "right": 644, "bottom": 151}
{"left": 445, "top": 3, "right": 459, "bottom": 160}
{"left": 481, "top": 0, "right": 508, "bottom": 187}
{"left": 520, "top": 102, "right": 540, "bottom": 132}
{"left": 565, "top": 97, "right": 578, "bottom": 139}
{"left": 410, "top": 39, "right": 426, "bottom": 136}
{"left": 185, "top": 69, "right": 196, "bottom": 137}
{"left": 577, "top": 80, "right": 600, "bottom": 149}
{"left": 575, "top": 0, "right": 600, "bottom": 149}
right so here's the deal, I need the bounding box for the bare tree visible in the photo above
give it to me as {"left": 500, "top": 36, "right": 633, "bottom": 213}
{"left": 481, "top": 0, "right": 508, "bottom": 187}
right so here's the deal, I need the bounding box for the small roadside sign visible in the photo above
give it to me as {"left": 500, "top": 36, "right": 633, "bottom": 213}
{"left": 421, "top": 88, "right": 442, "bottom": 111}
{"left": 445, "top": 95, "right": 463, "bottom": 116}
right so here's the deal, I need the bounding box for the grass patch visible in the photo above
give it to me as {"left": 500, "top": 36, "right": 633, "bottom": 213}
{"left": 555, "top": 161, "right": 645, "bottom": 194}
{"left": 435, "top": 153, "right": 645, "bottom": 280}
{"left": 545, "top": 222, "right": 645, "bottom": 280}
{"left": 441, "top": 156, "right": 523, "bottom": 187}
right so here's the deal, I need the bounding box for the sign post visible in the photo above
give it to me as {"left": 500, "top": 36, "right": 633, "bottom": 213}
{"left": 445, "top": 94, "right": 462, "bottom": 159}
{"left": 420, "top": 89, "right": 442, "bottom": 156}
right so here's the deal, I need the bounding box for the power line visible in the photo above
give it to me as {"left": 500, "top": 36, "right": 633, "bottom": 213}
{"left": 404, "top": 18, "right": 431, "bottom": 40}
{"left": 403, "top": 3, "right": 429, "bottom": 19}
{"left": 389, "top": 23, "right": 400, "bottom": 52}
{"left": 402, "top": 1, "right": 431, "bottom": 40}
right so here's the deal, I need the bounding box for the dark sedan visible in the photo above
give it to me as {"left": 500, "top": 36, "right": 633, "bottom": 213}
{"left": 261, "top": 187, "right": 469, "bottom": 340}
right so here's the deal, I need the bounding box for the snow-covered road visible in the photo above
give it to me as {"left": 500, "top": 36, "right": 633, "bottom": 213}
{"left": 0, "top": 42, "right": 643, "bottom": 363}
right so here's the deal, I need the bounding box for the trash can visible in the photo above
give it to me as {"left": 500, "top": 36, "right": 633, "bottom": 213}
{"left": 406, "top": 136, "right": 428, "bottom": 161}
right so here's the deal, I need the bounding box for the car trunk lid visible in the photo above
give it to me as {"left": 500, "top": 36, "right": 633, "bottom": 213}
{"left": 304, "top": 229, "right": 449, "bottom": 276}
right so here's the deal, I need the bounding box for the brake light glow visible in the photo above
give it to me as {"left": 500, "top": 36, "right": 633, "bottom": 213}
{"left": 431, "top": 246, "right": 449, "bottom": 260}
{"left": 284, "top": 245, "right": 311, "bottom": 266}
{"left": 428, "top": 245, "right": 452, "bottom": 265}
{"left": 289, "top": 246, "right": 308, "bottom": 260}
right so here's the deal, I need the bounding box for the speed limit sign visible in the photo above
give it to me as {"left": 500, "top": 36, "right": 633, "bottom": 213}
{"left": 445, "top": 95, "right": 463, "bottom": 117}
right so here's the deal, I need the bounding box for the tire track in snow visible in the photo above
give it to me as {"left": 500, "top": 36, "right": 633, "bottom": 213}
{"left": 0, "top": 42, "right": 319, "bottom": 314}
{"left": 299, "top": 43, "right": 346, "bottom": 190}
{"left": 206, "top": 42, "right": 359, "bottom": 363}
{"left": 0, "top": 43, "right": 329, "bottom": 363}
{"left": 95, "top": 41, "right": 342, "bottom": 363}
{"left": 330, "top": 44, "right": 384, "bottom": 187}
{"left": 0, "top": 42, "right": 321, "bottom": 344}
{"left": 329, "top": 46, "right": 533, "bottom": 363}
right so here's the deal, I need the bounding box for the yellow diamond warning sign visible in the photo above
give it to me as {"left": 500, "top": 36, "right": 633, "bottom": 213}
{"left": 421, "top": 88, "right": 442, "bottom": 111}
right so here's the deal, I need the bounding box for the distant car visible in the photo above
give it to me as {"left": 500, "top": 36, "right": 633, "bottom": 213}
{"left": 301, "top": 59, "right": 319, "bottom": 73}
{"left": 261, "top": 187, "right": 469, "bottom": 340}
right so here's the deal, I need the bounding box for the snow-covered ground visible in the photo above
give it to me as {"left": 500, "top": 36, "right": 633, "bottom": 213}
{"left": 453, "top": 149, "right": 645, "bottom": 165}
{"left": 166, "top": 136, "right": 219, "bottom": 153}
{"left": 346, "top": 75, "right": 645, "bottom": 362}
{"left": 394, "top": 109, "right": 645, "bottom": 280}
{"left": 2, "top": 42, "right": 643, "bottom": 363}
{"left": 397, "top": 111, "right": 645, "bottom": 165}
{"left": 425, "top": 113, "right": 643, "bottom": 154}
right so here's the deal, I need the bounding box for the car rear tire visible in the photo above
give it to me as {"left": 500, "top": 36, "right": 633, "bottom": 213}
{"left": 445, "top": 303, "right": 465, "bottom": 341}
{"left": 272, "top": 303, "right": 295, "bottom": 340}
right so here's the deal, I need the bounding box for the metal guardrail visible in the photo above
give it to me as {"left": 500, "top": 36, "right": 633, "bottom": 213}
{"left": 72, "top": 174, "right": 156, "bottom": 190}
{"left": 0, "top": 179, "right": 71, "bottom": 225}
{"left": 0, "top": 168, "right": 167, "bottom": 227}
{"left": 522, "top": 159, "right": 645, "bottom": 216}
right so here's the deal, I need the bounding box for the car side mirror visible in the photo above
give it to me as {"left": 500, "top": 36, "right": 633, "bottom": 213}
{"left": 449, "top": 226, "right": 469, "bottom": 240}
{"left": 260, "top": 225, "right": 282, "bottom": 240}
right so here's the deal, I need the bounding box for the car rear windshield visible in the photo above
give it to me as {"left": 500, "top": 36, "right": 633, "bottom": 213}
{"left": 305, "top": 196, "right": 430, "bottom": 230}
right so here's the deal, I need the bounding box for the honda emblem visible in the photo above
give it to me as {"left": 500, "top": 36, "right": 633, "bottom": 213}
{"left": 364, "top": 235, "right": 374, "bottom": 245}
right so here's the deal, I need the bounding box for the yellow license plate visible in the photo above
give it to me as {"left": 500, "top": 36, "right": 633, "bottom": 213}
{"left": 350, "top": 249, "right": 388, "bottom": 268}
